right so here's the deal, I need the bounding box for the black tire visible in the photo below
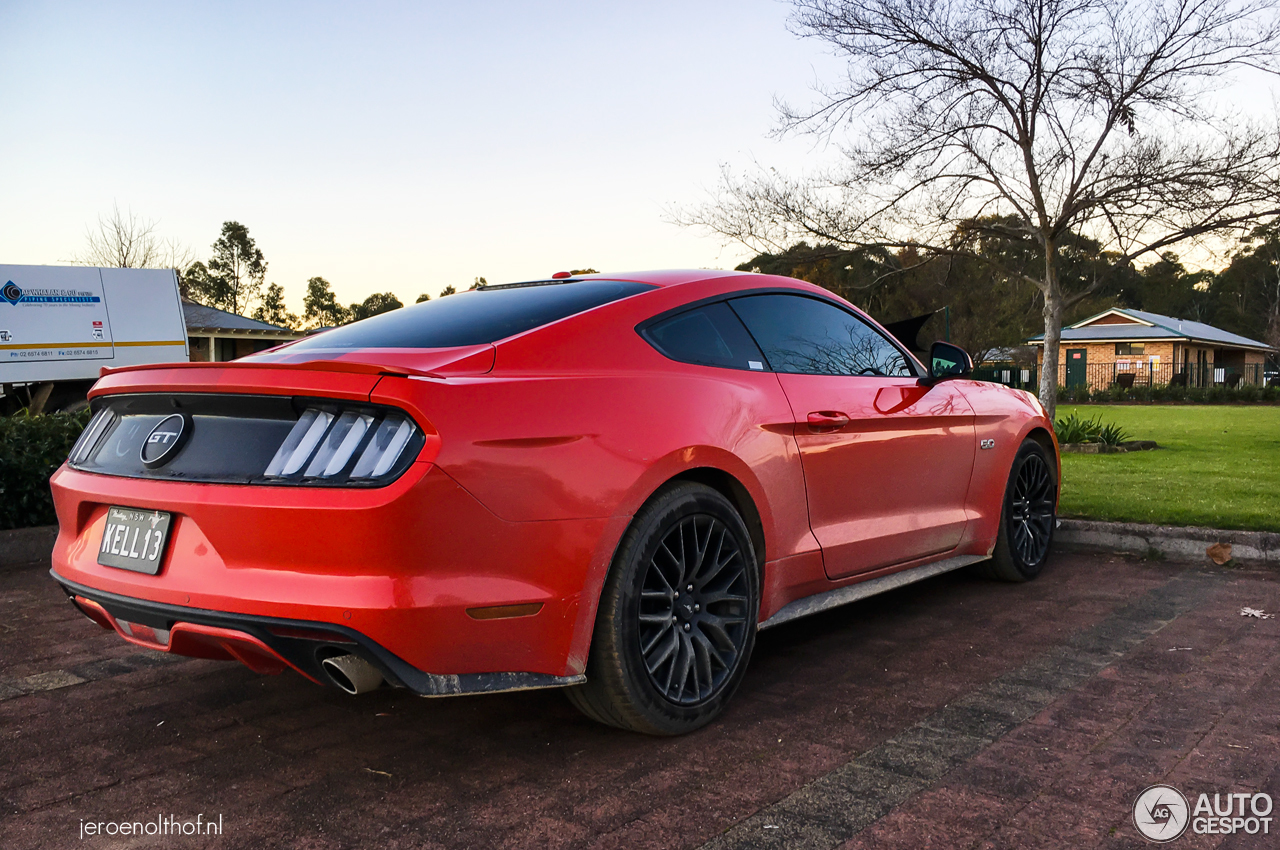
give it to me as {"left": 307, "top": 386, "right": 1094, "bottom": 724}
{"left": 565, "top": 482, "right": 760, "bottom": 735}
{"left": 976, "top": 439, "right": 1057, "bottom": 582}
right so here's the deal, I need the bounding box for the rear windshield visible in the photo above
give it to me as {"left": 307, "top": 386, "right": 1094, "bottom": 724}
{"left": 286, "top": 280, "right": 655, "bottom": 350}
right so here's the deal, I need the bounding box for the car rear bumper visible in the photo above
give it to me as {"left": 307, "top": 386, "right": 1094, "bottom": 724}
{"left": 50, "top": 462, "right": 621, "bottom": 681}
{"left": 54, "top": 574, "right": 585, "bottom": 695}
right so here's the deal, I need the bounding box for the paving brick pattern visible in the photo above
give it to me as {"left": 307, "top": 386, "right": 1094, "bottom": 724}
{"left": 1, "top": 552, "right": 1276, "bottom": 849}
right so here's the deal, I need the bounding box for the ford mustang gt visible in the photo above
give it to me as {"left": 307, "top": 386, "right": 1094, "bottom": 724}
{"left": 51, "top": 269, "right": 1058, "bottom": 735}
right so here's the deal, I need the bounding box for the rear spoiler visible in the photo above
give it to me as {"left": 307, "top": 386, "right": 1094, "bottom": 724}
{"left": 100, "top": 359, "right": 429, "bottom": 380}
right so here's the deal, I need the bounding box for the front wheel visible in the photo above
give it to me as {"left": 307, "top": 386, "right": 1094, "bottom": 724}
{"left": 566, "top": 482, "right": 760, "bottom": 735}
{"left": 979, "top": 439, "right": 1057, "bottom": 582}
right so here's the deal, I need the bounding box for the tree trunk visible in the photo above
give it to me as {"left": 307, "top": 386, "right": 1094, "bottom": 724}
{"left": 1038, "top": 241, "right": 1062, "bottom": 421}
{"left": 1039, "top": 295, "right": 1063, "bottom": 420}
{"left": 28, "top": 382, "right": 54, "bottom": 416}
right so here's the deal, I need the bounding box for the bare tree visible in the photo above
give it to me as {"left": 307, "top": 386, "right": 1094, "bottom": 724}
{"left": 72, "top": 203, "right": 195, "bottom": 271}
{"left": 678, "top": 0, "right": 1280, "bottom": 417}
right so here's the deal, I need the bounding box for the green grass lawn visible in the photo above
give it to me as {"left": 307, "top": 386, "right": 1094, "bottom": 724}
{"left": 1057, "top": 404, "right": 1280, "bottom": 532}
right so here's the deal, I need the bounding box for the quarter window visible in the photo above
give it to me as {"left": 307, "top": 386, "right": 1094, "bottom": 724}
{"left": 729, "top": 294, "right": 916, "bottom": 377}
{"left": 642, "top": 302, "right": 767, "bottom": 371}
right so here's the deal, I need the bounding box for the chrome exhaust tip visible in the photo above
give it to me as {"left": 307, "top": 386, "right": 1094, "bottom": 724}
{"left": 321, "top": 653, "right": 384, "bottom": 695}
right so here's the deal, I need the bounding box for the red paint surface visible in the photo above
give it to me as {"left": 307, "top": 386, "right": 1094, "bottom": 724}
{"left": 51, "top": 270, "right": 1056, "bottom": 683}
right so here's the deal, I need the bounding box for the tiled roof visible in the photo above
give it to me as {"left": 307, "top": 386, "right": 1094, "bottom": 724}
{"left": 1029, "top": 309, "right": 1273, "bottom": 350}
{"left": 182, "top": 300, "right": 294, "bottom": 333}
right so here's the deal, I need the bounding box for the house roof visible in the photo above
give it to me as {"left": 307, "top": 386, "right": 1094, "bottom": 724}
{"left": 1028, "top": 308, "right": 1273, "bottom": 351}
{"left": 182, "top": 300, "right": 299, "bottom": 335}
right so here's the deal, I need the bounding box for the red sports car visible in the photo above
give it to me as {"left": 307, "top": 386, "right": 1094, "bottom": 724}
{"left": 51, "top": 270, "right": 1058, "bottom": 734}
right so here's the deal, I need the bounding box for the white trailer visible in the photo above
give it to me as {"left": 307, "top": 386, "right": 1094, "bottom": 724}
{"left": 0, "top": 264, "right": 188, "bottom": 411}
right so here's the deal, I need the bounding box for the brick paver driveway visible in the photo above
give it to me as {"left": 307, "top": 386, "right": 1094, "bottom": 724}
{"left": 2, "top": 550, "right": 1277, "bottom": 849}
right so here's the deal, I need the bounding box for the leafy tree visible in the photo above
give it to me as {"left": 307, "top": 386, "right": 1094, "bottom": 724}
{"left": 440, "top": 285, "right": 457, "bottom": 297}
{"left": 740, "top": 238, "right": 1044, "bottom": 364}
{"left": 471, "top": 276, "right": 486, "bottom": 290}
{"left": 180, "top": 260, "right": 218, "bottom": 303}
{"left": 1117, "top": 254, "right": 1214, "bottom": 322}
{"left": 303, "top": 276, "right": 349, "bottom": 328}
{"left": 348, "top": 292, "right": 403, "bottom": 321}
{"left": 415, "top": 293, "right": 431, "bottom": 303}
{"left": 253, "top": 282, "right": 300, "bottom": 329}
{"left": 205, "top": 221, "right": 267, "bottom": 316}
{"left": 1212, "top": 222, "right": 1280, "bottom": 350}
{"left": 681, "top": 0, "right": 1280, "bottom": 417}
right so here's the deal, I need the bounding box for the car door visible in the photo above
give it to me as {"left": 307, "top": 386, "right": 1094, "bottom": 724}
{"left": 729, "top": 293, "right": 977, "bottom": 579}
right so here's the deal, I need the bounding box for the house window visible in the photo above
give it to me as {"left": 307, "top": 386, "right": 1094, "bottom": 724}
{"left": 1115, "top": 343, "right": 1145, "bottom": 356}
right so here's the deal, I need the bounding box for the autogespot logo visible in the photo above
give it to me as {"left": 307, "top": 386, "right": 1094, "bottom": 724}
{"left": 1134, "top": 785, "right": 1189, "bottom": 842}
{"left": 1, "top": 281, "right": 21, "bottom": 305}
{"left": 1133, "top": 785, "right": 1275, "bottom": 841}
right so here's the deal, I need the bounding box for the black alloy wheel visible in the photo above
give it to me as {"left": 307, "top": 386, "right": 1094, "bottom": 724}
{"left": 566, "top": 482, "right": 760, "bottom": 735}
{"left": 1007, "top": 450, "right": 1055, "bottom": 567}
{"left": 979, "top": 438, "right": 1058, "bottom": 582}
{"left": 638, "top": 514, "right": 751, "bottom": 705}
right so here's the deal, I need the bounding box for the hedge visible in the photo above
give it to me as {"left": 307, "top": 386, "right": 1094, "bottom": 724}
{"left": 1055, "top": 383, "right": 1280, "bottom": 404}
{"left": 0, "top": 409, "right": 92, "bottom": 530}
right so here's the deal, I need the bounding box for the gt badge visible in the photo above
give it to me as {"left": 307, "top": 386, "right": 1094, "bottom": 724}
{"left": 140, "top": 413, "right": 192, "bottom": 468}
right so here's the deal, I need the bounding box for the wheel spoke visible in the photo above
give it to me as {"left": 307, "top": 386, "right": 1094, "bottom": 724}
{"left": 640, "top": 618, "right": 674, "bottom": 655}
{"left": 700, "top": 588, "right": 747, "bottom": 608}
{"left": 672, "top": 632, "right": 694, "bottom": 702}
{"left": 691, "top": 631, "right": 716, "bottom": 695}
{"left": 698, "top": 612, "right": 738, "bottom": 652}
{"left": 646, "top": 628, "right": 679, "bottom": 673}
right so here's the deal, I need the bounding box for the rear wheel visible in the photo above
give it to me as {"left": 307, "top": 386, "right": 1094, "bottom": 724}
{"left": 566, "top": 482, "right": 759, "bottom": 735}
{"left": 978, "top": 439, "right": 1057, "bottom": 582}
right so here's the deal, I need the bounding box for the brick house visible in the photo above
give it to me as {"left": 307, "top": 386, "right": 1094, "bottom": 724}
{"left": 1028, "top": 308, "right": 1274, "bottom": 390}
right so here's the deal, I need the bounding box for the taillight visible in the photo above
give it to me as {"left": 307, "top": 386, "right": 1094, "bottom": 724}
{"left": 66, "top": 394, "right": 424, "bottom": 487}
{"left": 264, "top": 406, "right": 421, "bottom": 483}
{"left": 68, "top": 408, "right": 117, "bottom": 465}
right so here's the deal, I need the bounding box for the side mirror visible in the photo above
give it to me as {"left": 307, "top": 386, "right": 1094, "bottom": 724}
{"left": 922, "top": 341, "right": 973, "bottom": 386}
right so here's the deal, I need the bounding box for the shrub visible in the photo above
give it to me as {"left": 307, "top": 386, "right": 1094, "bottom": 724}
{"left": 1054, "top": 410, "right": 1102, "bottom": 443}
{"left": 0, "top": 409, "right": 91, "bottom": 530}
{"left": 1052, "top": 382, "right": 1279, "bottom": 404}
{"left": 1053, "top": 410, "right": 1131, "bottom": 445}
{"left": 1095, "top": 420, "right": 1132, "bottom": 446}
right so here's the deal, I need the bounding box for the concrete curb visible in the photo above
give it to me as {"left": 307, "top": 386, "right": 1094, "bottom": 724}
{"left": 0, "top": 525, "right": 56, "bottom": 569}
{"left": 1056, "top": 518, "right": 1280, "bottom": 565}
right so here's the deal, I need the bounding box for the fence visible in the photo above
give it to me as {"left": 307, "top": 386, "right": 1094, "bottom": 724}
{"left": 1062, "top": 361, "right": 1267, "bottom": 391}
{"left": 973, "top": 362, "right": 1269, "bottom": 391}
{"left": 972, "top": 365, "right": 1038, "bottom": 389}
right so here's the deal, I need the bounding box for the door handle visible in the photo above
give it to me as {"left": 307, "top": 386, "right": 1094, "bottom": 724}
{"left": 807, "top": 411, "right": 850, "bottom": 430}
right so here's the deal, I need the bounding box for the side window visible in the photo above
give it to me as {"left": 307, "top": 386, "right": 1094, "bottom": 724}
{"left": 729, "top": 294, "right": 916, "bottom": 377}
{"left": 642, "top": 302, "right": 767, "bottom": 371}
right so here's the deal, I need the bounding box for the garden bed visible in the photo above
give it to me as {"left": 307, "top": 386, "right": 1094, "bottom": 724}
{"left": 1060, "top": 440, "right": 1159, "bottom": 454}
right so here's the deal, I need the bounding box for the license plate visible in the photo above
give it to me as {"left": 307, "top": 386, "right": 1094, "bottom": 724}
{"left": 98, "top": 506, "right": 172, "bottom": 574}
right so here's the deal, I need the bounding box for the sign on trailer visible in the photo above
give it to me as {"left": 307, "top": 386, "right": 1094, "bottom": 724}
{"left": 0, "top": 264, "right": 188, "bottom": 384}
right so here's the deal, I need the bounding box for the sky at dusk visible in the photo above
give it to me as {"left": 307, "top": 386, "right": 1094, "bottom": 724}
{"left": 2, "top": 2, "right": 1274, "bottom": 314}
{"left": 0, "top": 1, "right": 849, "bottom": 311}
